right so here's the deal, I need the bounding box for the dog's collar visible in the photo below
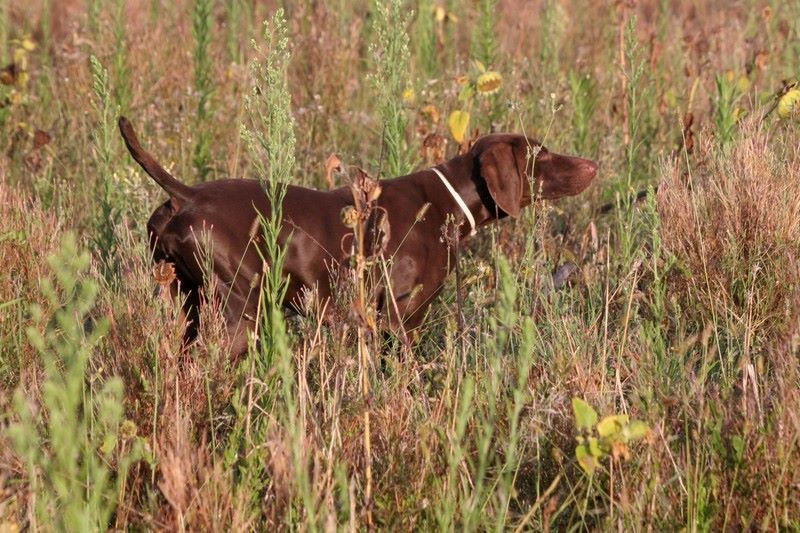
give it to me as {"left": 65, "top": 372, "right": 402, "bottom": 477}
{"left": 431, "top": 167, "right": 477, "bottom": 236}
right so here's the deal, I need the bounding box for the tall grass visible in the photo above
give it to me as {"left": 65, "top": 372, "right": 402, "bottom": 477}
{"left": 0, "top": 0, "right": 8, "bottom": 65}
{"left": 193, "top": 0, "right": 214, "bottom": 179}
{"left": 568, "top": 70, "right": 598, "bottom": 155}
{"left": 537, "top": 0, "right": 565, "bottom": 92}
{"left": 659, "top": 120, "right": 800, "bottom": 359}
{"left": 2, "top": 1, "right": 800, "bottom": 530}
{"left": 225, "top": 0, "right": 247, "bottom": 64}
{"left": 231, "top": 9, "right": 309, "bottom": 528}
{"left": 368, "top": 0, "right": 415, "bottom": 177}
{"left": 7, "top": 233, "right": 141, "bottom": 531}
{"left": 618, "top": 15, "right": 655, "bottom": 190}
{"left": 112, "top": 0, "right": 131, "bottom": 114}
{"left": 471, "top": 0, "right": 497, "bottom": 68}
{"left": 87, "top": 0, "right": 101, "bottom": 37}
{"left": 413, "top": 0, "right": 439, "bottom": 79}
{"left": 89, "top": 55, "right": 120, "bottom": 275}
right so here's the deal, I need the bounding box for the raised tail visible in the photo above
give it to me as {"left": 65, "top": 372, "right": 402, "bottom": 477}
{"left": 118, "top": 117, "right": 194, "bottom": 206}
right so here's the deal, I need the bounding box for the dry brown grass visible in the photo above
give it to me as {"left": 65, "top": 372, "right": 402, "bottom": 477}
{"left": 2, "top": 0, "right": 800, "bottom": 530}
{"left": 659, "top": 119, "right": 800, "bottom": 342}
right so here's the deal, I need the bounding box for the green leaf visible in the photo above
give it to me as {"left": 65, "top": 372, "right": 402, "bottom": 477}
{"left": 597, "top": 414, "right": 628, "bottom": 438}
{"left": 576, "top": 444, "right": 597, "bottom": 474}
{"left": 731, "top": 435, "right": 745, "bottom": 462}
{"left": 100, "top": 433, "right": 117, "bottom": 457}
{"left": 625, "top": 420, "right": 650, "bottom": 441}
{"left": 587, "top": 436, "right": 604, "bottom": 458}
{"left": 571, "top": 397, "right": 598, "bottom": 430}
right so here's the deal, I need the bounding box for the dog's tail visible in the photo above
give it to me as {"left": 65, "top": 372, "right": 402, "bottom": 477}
{"left": 118, "top": 116, "right": 194, "bottom": 206}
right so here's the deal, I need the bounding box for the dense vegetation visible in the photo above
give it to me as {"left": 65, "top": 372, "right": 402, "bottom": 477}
{"left": 1, "top": 0, "right": 799, "bottom": 530}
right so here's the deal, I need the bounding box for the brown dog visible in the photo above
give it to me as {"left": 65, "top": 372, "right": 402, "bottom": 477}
{"left": 119, "top": 117, "right": 597, "bottom": 355}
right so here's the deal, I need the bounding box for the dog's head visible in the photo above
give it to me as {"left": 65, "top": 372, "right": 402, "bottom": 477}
{"left": 471, "top": 134, "right": 598, "bottom": 217}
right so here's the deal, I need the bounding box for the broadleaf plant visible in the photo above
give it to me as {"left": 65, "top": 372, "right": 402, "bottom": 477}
{"left": 572, "top": 398, "right": 651, "bottom": 474}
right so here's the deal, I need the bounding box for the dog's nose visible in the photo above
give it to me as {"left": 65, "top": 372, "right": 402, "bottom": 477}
{"left": 582, "top": 159, "right": 599, "bottom": 179}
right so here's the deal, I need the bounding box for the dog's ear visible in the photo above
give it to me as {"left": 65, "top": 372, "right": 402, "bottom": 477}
{"left": 479, "top": 142, "right": 527, "bottom": 218}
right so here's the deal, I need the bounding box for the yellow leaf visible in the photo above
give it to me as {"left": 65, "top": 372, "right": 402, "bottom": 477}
{"left": 724, "top": 70, "right": 735, "bottom": 83}
{"left": 597, "top": 414, "right": 628, "bottom": 438}
{"left": 448, "top": 110, "right": 470, "bottom": 143}
{"left": 736, "top": 75, "right": 750, "bottom": 94}
{"left": 21, "top": 37, "right": 37, "bottom": 52}
{"left": 778, "top": 88, "right": 800, "bottom": 119}
{"left": 13, "top": 48, "right": 27, "bottom": 66}
{"left": 473, "top": 59, "right": 486, "bottom": 73}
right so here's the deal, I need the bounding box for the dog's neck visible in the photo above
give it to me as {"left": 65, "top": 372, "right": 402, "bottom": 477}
{"left": 437, "top": 153, "right": 500, "bottom": 234}
{"left": 430, "top": 167, "right": 477, "bottom": 236}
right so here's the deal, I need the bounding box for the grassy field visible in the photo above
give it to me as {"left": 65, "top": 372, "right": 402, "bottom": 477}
{"left": 1, "top": 0, "right": 800, "bottom": 530}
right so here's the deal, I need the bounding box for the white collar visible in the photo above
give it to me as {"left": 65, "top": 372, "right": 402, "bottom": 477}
{"left": 431, "top": 167, "right": 477, "bottom": 236}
